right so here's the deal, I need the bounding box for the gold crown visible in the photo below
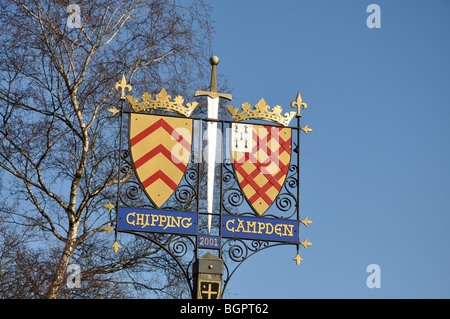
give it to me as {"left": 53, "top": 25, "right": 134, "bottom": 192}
{"left": 126, "top": 88, "right": 198, "bottom": 117}
{"left": 227, "top": 98, "right": 296, "bottom": 126}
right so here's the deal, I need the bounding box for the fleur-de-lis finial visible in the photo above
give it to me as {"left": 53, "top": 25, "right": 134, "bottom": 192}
{"left": 293, "top": 253, "right": 303, "bottom": 266}
{"left": 290, "top": 92, "right": 307, "bottom": 117}
{"left": 114, "top": 74, "right": 132, "bottom": 99}
{"left": 111, "top": 241, "right": 121, "bottom": 253}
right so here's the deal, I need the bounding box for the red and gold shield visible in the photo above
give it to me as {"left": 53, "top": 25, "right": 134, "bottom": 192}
{"left": 232, "top": 125, "right": 292, "bottom": 215}
{"left": 129, "top": 114, "right": 192, "bottom": 207}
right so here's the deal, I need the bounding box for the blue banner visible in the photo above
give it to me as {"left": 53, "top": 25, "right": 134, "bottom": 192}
{"left": 117, "top": 207, "right": 197, "bottom": 235}
{"left": 221, "top": 215, "right": 299, "bottom": 243}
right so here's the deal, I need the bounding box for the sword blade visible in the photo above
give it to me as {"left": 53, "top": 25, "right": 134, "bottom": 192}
{"left": 206, "top": 97, "right": 219, "bottom": 234}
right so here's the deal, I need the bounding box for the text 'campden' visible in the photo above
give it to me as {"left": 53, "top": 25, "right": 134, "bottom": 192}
{"left": 221, "top": 215, "right": 299, "bottom": 243}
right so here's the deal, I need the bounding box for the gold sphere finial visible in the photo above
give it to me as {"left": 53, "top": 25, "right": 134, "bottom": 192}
{"left": 209, "top": 56, "right": 220, "bottom": 66}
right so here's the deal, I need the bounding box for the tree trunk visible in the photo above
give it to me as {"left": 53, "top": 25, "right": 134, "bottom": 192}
{"left": 46, "top": 223, "right": 79, "bottom": 299}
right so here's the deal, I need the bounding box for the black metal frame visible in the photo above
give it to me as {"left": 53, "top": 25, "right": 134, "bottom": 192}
{"left": 113, "top": 102, "right": 302, "bottom": 298}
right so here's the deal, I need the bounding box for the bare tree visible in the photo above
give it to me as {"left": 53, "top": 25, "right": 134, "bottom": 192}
{"left": 0, "top": 0, "right": 212, "bottom": 298}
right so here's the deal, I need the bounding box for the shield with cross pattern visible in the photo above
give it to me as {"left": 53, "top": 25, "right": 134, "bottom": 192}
{"left": 199, "top": 280, "right": 221, "bottom": 299}
{"left": 231, "top": 123, "right": 292, "bottom": 216}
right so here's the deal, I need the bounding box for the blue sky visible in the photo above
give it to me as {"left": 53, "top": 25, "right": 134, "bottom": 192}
{"left": 209, "top": 0, "right": 450, "bottom": 298}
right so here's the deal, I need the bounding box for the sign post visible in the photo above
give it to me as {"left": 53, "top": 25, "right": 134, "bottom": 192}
{"left": 107, "top": 56, "right": 313, "bottom": 298}
{"left": 193, "top": 252, "right": 223, "bottom": 299}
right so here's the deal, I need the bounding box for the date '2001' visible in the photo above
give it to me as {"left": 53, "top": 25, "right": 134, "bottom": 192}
{"left": 198, "top": 235, "right": 220, "bottom": 249}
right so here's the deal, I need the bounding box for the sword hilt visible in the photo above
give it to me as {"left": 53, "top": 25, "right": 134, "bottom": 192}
{"left": 209, "top": 56, "right": 219, "bottom": 93}
{"left": 195, "top": 56, "right": 232, "bottom": 101}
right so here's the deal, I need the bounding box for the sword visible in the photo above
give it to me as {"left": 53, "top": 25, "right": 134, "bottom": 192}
{"left": 195, "top": 56, "right": 232, "bottom": 234}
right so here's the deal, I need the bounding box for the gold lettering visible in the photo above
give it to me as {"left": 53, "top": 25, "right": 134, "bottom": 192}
{"left": 136, "top": 214, "right": 144, "bottom": 226}
{"left": 151, "top": 214, "right": 158, "bottom": 226}
{"left": 283, "top": 224, "right": 294, "bottom": 237}
{"left": 158, "top": 215, "right": 167, "bottom": 227}
{"left": 226, "top": 219, "right": 235, "bottom": 232}
{"left": 244, "top": 221, "right": 256, "bottom": 233}
{"left": 265, "top": 222, "right": 273, "bottom": 235}
{"left": 141, "top": 214, "right": 150, "bottom": 228}
{"left": 126, "top": 212, "right": 135, "bottom": 226}
{"left": 173, "top": 216, "right": 181, "bottom": 228}
{"left": 181, "top": 217, "right": 192, "bottom": 228}
{"left": 236, "top": 219, "right": 245, "bottom": 233}
{"left": 275, "top": 224, "right": 282, "bottom": 237}
{"left": 163, "top": 216, "right": 172, "bottom": 230}
{"left": 257, "top": 222, "right": 265, "bottom": 234}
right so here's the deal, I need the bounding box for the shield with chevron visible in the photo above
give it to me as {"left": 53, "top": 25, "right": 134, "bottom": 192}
{"left": 232, "top": 124, "right": 292, "bottom": 216}
{"left": 129, "top": 113, "right": 192, "bottom": 207}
